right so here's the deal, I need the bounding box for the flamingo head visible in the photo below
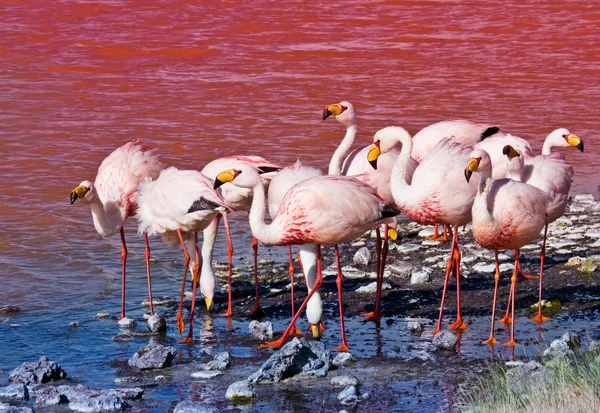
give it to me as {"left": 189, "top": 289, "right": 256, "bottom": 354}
{"left": 548, "top": 128, "right": 584, "bottom": 152}
{"left": 214, "top": 165, "right": 259, "bottom": 189}
{"left": 464, "top": 149, "right": 490, "bottom": 183}
{"left": 322, "top": 101, "right": 356, "bottom": 127}
{"left": 369, "top": 126, "right": 412, "bottom": 170}
{"left": 502, "top": 145, "right": 524, "bottom": 181}
{"left": 70, "top": 180, "right": 93, "bottom": 204}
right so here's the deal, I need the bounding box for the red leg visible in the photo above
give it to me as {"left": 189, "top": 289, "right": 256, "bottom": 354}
{"left": 483, "top": 251, "right": 500, "bottom": 345}
{"left": 144, "top": 232, "right": 154, "bottom": 316}
{"left": 119, "top": 228, "right": 127, "bottom": 320}
{"left": 181, "top": 232, "right": 201, "bottom": 343}
{"left": 334, "top": 245, "right": 350, "bottom": 352}
{"left": 221, "top": 214, "right": 234, "bottom": 317}
{"left": 432, "top": 226, "right": 458, "bottom": 335}
{"left": 246, "top": 237, "right": 266, "bottom": 318}
{"left": 424, "top": 224, "right": 451, "bottom": 241}
{"left": 288, "top": 245, "right": 302, "bottom": 335}
{"left": 532, "top": 225, "right": 550, "bottom": 324}
{"left": 514, "top": 249, "right": 537, "bottom": 280}
{"left": 499, "top": 284, "right": 513, "bottom": 325}
{"left": 449, "top": 228, "right": 466, "bottom": 330}
{"left": 176, "top": 229, "right": 191, "bottom": 336}
{"left": 262, "top": 245, "right": 324, "bottom": 349}
{"left": 362, "top": 226, "right": 383, "bottom": 321}
{"left": 505, "top": 261, "right": 518, "bottom": 347}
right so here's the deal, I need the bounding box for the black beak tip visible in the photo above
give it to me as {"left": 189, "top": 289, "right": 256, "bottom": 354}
{"left": 502, "top": 145, "right": 511, "bottom": 156}
{"left": 213, "top": 179, "right": 224, "bottom": 190}
{"left": 70, "top": 193, "right": 77, "bottom": 204}
{"left": 577, "top": 142, "right": 584, "bottom": 152}
{"left": 464, "top": 169, "right": 473, "bottom": 183}
{"left": 369, "top": 159, "right": 378, "bottom": 170}
{"left": 322, "top": 109, "right": 331, "bottom": 120}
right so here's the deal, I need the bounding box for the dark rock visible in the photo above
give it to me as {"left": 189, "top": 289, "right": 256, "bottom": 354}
{"left": 0, "top": 402, "right": 34, "bottom": 412}
{"left": 331, "top": 375, "right": 359, "bottom": 387}
{"left": 147, "top": 314, "right": 167, "bottom": 333}
{"left": 55, "top": 385, "right": 129, "bottom": 412}
{"left": 173, "top": 400, "right": 221, "bottom": 413}
{"left": 0, "top": 384, "right": 28, "bottom": 401}
{"left": 106, "top": 387, "right": 143, "bottom": 400}
{"left": 432, "top": 331, "right": 458, "bottom": 351}
{"left": 8, "top": 356, "right": 67, "bottom": 385}
{"left": 337, "top": 386, "right": 359, "bottom": 405}
{"left": 112, "top": 333, "right": 134, "bottom": 342}
{"left": 0, "top": 306, "right": 21, "bottom": 315}
{"left": 33, "top": 386, "right": 68, "bottom": 406}
{"left": 128, "top": 343, "right": 176, "bottom": 370}
{"left": 225, "top": 381, "right": 256, "bottom": 402}
{"left": 505, "top": 361, "right": 549, "bottom": 393}
{"left": 248, "top": 338, "right": 332, "bottom": 383}
{"left": 560, "top": 331, "right": 581, "bottom": 349}
{"left": 198, "top": 352, "right": 230, "bottom": 371}
{"left": 248, "top": 320, "right": 273, "bottom": 340}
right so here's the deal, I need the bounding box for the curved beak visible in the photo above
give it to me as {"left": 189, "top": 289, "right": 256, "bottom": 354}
{"left": 213, "top": 169, "right": 241, "bottom": 189}
{"left": 70, "top": 186, "right": 89, "bottom": 204}
{"left": 502, "top": 145, "right": 520, "bottom": 159}
{"left": 70, "top": 191, "right": 78, "bottom": 205}
{"left": 204, "top": 298, "right": 212, "bottom": 311}
{"left": 464, "top": 157, "right": 480, "bottom": 183}
{"left": 322, "top": 108, "right": 332, "bottom": 120}
{"left": 368, "top": 141, "right": 381, "bottom": 170}
{"left": 567, "top": 134, "right": 584, "bottom": 152}
{"left": 311, "top": 324, "right": 321, "bottom": 339}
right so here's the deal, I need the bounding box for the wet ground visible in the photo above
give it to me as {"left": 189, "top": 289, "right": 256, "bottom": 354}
{"left": 2, "top": 196, "right": 600, "bottom": 412}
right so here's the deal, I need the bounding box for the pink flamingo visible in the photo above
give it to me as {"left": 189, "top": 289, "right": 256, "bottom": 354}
{"left": 213, "top": 164, "right": 400, "bottom": 350}
{"left": 137, "top": 167, "right": 230, "bottom": 343}
{"left": 502, "top": 128, "right": 583, "bottom": 324}
{"left": 474, "top": 132, "right": 534, "bottom": 179}
{"left": 199, "top": 156, "right": 281, "bottom": 318}
{"left": 465, "top": 149, "right": 548, "bottom": 346}
{"left": 368, "top": 126, "right": 484, "bottom": 334}
{"left": 70, "top": 139, "right": 165, "bottom": 320}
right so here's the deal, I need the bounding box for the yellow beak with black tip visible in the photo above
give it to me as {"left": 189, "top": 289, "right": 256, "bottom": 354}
{"left": 567, "top": 133, "right": 584, "bottom": 152}
{"left": 70, "top": 186, "right": 89, "bottom": 204}
{"left": 368, "top": 141, "right": 381, "bottom": 170}
{"left": 204, "top": 298, "right": 212, "bottom": 311}
{"left": 322, "top": 103, "right": 344, "bottom": 120}
{"left": 213, "top": 169, "right": 241, "bottom": 189}
{"left": 502, "top": 145, "right": 520, "bottom": 159}
{"left": 464, "top": 157, "right": 481, "bottom": 183}
{"left": 311, "top": 324, "right": 321, "bottom": 339}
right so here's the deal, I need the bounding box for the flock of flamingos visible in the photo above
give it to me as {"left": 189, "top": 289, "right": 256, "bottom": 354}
{"left": 70, "top": 101, "right": 584, "bottom": 352}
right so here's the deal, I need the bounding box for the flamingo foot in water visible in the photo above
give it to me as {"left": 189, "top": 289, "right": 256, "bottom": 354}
{"left": 176, "top": 312, "right": 185, "bottom": 335}
{"left": 220, "top": 308, "right": 233, "bottom": 317}
{"left": 246, "top": 303, "right": 266, "bottom": 319}
{"left": 531, "top": 311, "right": 551, "bottom": 324}
{"left": 334, "top": 343, "right": 350, "bottom": 352}
{"left": 449, "top": 317, "right": 468, "bottom": 331}
{"left": 431, "top": 326, "right": 442, "bottom": 336}
{"left": 482, "top": 336, "right": 497, "bottom": 346}
{"left": 179, "top": 336, "right": 193, "bottom": 344}
{"left": 360, "top": 310, "right": 382, "bottom": 323}
{"left": 499, "top": 313, "right": 513, "bottom": 325}
{"left": 260, "top": 336, "right": 288, "bottom": 349}
{"left": 290, "top": 323, "right": 303, "bottom": 335}
{"left": 504, "top": 338, "right": 517, "bottom": 348}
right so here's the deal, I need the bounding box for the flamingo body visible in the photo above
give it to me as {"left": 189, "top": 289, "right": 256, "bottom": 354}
{"left": 474, "top": 132, "right": 534, "bottom": 179}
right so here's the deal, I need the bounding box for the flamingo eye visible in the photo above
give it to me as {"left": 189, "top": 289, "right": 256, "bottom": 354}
{"left": 562, "top": 134, "right": 569, "bottom": 140}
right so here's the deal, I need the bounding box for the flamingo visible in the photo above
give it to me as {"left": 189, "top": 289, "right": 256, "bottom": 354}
{"left": 502, "top": 128, "right": 583, "bottom": 324}
{"left": 367, "top": 126, "right": 482, "bottom": 334}
{"left": 323, "top": 101, "right": 403, "bottom": 322}
{"left": 213, "top": 164, "right": 400, "bottom": 350}
{"left": 465, "top": 149, "right": 548, "bottom": 346}
{"left": 199, "top": 156, "right": 281, "bottom": 318}
{"left": 474, "top": 132, "right": 534, "bottom": 179}
{"left": 267, "top": 160, "right": 325, "bottom": 338}
{"left": 411, "top": 119, "right": 501, "bottom": 240}
{"left": 137, "top": 166, "right": 230, "bottom": 342}
{"left": 70, "top": 139, "right": 165, "bottom": 320}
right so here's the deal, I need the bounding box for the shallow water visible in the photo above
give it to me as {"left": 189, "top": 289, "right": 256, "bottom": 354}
{"left": 1, "top": 0, "right": 599, "bottom": 411}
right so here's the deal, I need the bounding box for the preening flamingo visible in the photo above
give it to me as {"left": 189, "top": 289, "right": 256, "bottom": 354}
{"left": 70, "top": 139, "right": 165, "bottom": 320}
{"left": 368, "top": 126, "right": 481, "bottom": 334}
{"left": 137, "top": 166, "right": 230, "bottom": 342}
{"left": 213, "top": 164, "right": 400, "bottom": 350}
{"left": 199, "top": 155, "right": 281, "bottom": 318}
{"left": 474, "top": 132, "right": 534, "bottom": 179}
{"left": 465, "top": 149, "right": 548, "bottom": 346}
{"left": 267, "top": 160, "right": 324, "bottom": 337}
{"left": 502, "top": 128, "right": 583, "bottom": 324}
{"left": 323, "top": 101, "right": 402, "bottom": 322}
{"left": 411, "top": 119, "right": 501, "bottom": 240}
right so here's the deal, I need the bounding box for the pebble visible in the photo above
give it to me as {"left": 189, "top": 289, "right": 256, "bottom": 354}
{"left": 421, "top": 240, "right": 440, "bottom": 246}
{"left": 0, "top": 384, "right": 29, "bottom": 401}
{"left": 118, "top": 317, "right": 136, "bottom": 329}
{"left": 396, "top": 243, "right": 421, "bottom": 253}
{"left": 198, "top": 352, "right": 230, "bottom": 371}
{"left": 92, "top": 311, "right": 110, "bottom": 319}
{"left": 68, "top": 322, "right": 80, "bottom": 328}
{"left": 337, "top": 385, "right": 359, "bottom": 405}
{"left": 543, "top": 339, "right": 573, "bottom": 358}
{"left": 0, "top": 403, "right": 33, "bottom": 412}
{"left": 471, "top": 262, "right": 514, "bottom": 274}
{"left": 432, "top": 331, "right": 458, "bottom": 351}
{"left": 353, "top": 247, "right": 371, "bottom": 266}
{"left": 225, "top": 380, "right": 256, "bottom": 402}
{"left": 569, "top": 203, "right": 586, "bottom": 214}
{"left": 332, "top": 352, "right": 355, "bottom": 367}
{"left": 173, "top": 401, "right": 221, "bottom": 413}
{"left": 141, "top": 295, "right": 176, "bottom": 307}
{"left": 410, "top": 268, "right": 432, "bottom": 285}
{"left": 191, "top": 371, "right": 222, "bottom": 379}
{"left": 331, "top": 375, "right": 359, "bottom": 387}
{"left": 112, "top": 333, "right": 134, "bottom": 342}
{"left": 128, "top": 343, "right": 176, "bottom": 370}
{"left": 386, "top": 261, "right": 414, "bottom": 277}
{"left": 351, "top": 241, "right": 366, "bottom": 247}
{"left": 574, "top": 194, "right": 595, "bottom": 203}
{"left": 407, "top": 320, "right": 424, "bottom": 333}
{"left": 418, "top": 228, "right": 435, "bottom": 237}
{"left": 355, "top": 282, "right": 391, "bottom": 293}
{"left": 249, "top": 320, "right": 273, "bottom": 340}
{"left": 147, "top": 314, "right": 167, "bottom": 333}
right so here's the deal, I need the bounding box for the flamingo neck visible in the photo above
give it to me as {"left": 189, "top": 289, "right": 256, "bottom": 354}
{"left": 298, "top": 244, "right": 322, "bottom": 326}
{"left": 200, "top": 217, "right": 219, "bottom": 300}
{"left": 89, "top": 196, "right": 123, "bottom": 237}
{"left": 541, "top": 138, "right": 554, "bottom": 156}
{"left": 473, "top": 162, "right": 494, "bottom": 222}
{"left": 328, "top": 124, "right": 357, "bottom": 175}
{"left": 390, "top": 132, "right": 414, "bottom": 206}
{"left": 248, "top": 181, "right": 284, "bottom": 246}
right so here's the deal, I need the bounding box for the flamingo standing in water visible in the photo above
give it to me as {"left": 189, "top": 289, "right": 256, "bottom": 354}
{"left": 70, "top": 139, "right": 165, "bottom": 320}
{"left": 465, "top": 149, "right": 547, "bottom": 346}
{"left": 213, "top": 164, "right": 400, "bottom": 350}
{"left": 137, "top": 167, "right": 230, "bottom": 342}
{"left": 502, "top": 128, "right": 583, "bottom": 324}
{"left": 199, "top": 155, "right": 280, "bottom": 318}
{"left": 367, "top": 126, "right": 482, "bottom": 334}
{"left": 323, "top": 101, "right": 404, "bottom": 322}
{"left": 411, "top": 119, "right": 501, "bottom": 240}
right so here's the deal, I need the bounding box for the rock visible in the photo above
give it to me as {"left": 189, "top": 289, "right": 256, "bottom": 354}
{"left": 0, "top": 384, "right": 28, "bottom": 401}
{"left": 432, "top": 331, "right": 458, "bottom": 351}
{"left": 386, "top": 261, "right": 414, "bottom": 277}
{"left": 331, "top": 375, "right": 359, "bottom": 387}
{"left": 198, "top": 352, "right": 230, "bottom": 371}
{"left": 248, "top": 338, "right": 333, "bottom": 383}
{"left": 128, "top": 343, "right": 176, "bottom": 370}
{"left": 588, "top": 340, "right": 600, "bottom": 353}
{"left": 422, "top": 240, "right": 440, "bottom": 246}
{"left": 579, "top": 261, "right": 597, "bottom": 273}
{"left": 249, "top": 320, "right": 273, "bottom": 340}
{"left": 113, "top": 377, "right": 141, "bottom": 385}
{"left": 147, "top": 314, "right": 167, "bottom": 333}
{"left": 173, "top": 401, "right": 221, "bottom": 413}
{"left": 191, "top": 371, "right": 222, "bottom": 379}
{"left": 472, "top": 262, "right": 514, "bottom": 274}
{"left": 544, "top": 339, "right": 573, "bottom": 358}
{"left": 560, "top": 331, "right": 581, "bottom": 349}
{"left": 351, "top": 241, "right": 366, "bottom": 248}
{"left": 0, "top": 306, "right": 21, "bottom": 315}
{"left": 355, "top": 282, "right": 391, "bottom": 293}
{"left": 34, "top": 386, "right": 68, "bottom": 406}
{"left": 56, "top": 385, "right": 129, "bottom": 412}
{"left": 107, "top": 387, "right": 144, "bottom": 400}
{"left": 418, "top": 228, "right": 435, "bottom": 237}
{"left": 225, "top": 380, "right": 256, "bottom": 402}
{"left": 118, "top": 317, "right": 136, "bottom": 329}
{"left": 407, "top": 320, "right": 424, "bottom": 333}
{"left": 396, "top": 243, "right": 421, "bottom": 253}
{"left": 112, "top": 333, "right": 134, "bottom": 342}
{"left": 569, "top": 203, "right": 586, "bottom": 214}
{"left": 410, "top": 268, "right": 432, "bottom": 285}
{"left": 353, "top": 247, "right": 371, "bottom": 266}
{"left": 337, "top": 386, "right": 359, "bottom": 405}
{"left": 68, "top": 322, "right": 80, "bottom": 328}
{"left": 141, "top": 295, "right": 176, "bottom": 307}
{"left": 574, "top": 194, "right": 595, "bottom": 203}
{"left": 8, "top": 356, "right": 67, "bottom": 385}
{"left": 332, "top": 353, "right": 355, "bottom": 367}
{"left": 0, "top": 402, "right": 33, "bottom": 412}
{"left": 505, "top": 361, "right": 549, "bottom": 393}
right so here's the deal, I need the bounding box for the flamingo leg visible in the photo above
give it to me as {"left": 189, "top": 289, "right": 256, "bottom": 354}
{"left": 482, "top": 251, "right": 500, "bottom": 346}
{"left": 505, "top": 258, "right": 518, "bottom": 347}
{"left": 362, "top": 226, "right": 383, "bottom": 322}
{"left": 532, "top": 224, "right": 551, "bottom": 324}
{"left": 176, "top": 229, "right": 191, "bottom": 336}
{"left": 334, "top": 245, "right": 350, "bottom": 352}
{"left": 246, "top": 237, "right": 266, "bottom": 318}
{"left": 424, "top": 224, "right": 451, "bottom": 241}
{"left": 514, "top": 248, "right": 537, "bottom": 280}
{"left": 288, "top": 245, "right": 303, "bottom": 335}
{"left": 181, "top": 232, "right": 200, "bottom": 343}
{"left": 119, "top": 228, "right": 127, "bottom": 320}
{"left": 262, "top": 245, "right": 324, "bottom": 349}
{"left": 449, "top": 228, "right": 466, "bottom": 331}
{"left": 221, "top": 214, "right": 234, "bottom": 317}
{"left": 432, "top": 226, "right": 459, "bottom": 335}
{"left": 499, "top": 284, "right": 513, "bottom": 325}
{"left": 143, "top": 232, "right": 154, "bottom": 316}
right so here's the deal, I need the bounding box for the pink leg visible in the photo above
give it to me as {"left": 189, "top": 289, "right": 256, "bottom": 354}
{"left": 334, "top": 245, "right": 350, "bottom": 352}
{"left": 482, "top": 251, "right": 500, "bottom": 345}
{"left": 181, "top": 232, "right": 200, "bottom": 343}
{"left": 449, "top": 228, "right": 466, "bottom": 330}
{"left": 144, "top": 232, "right": 154, "bottom": 316}
{"left": 176, "top": 229, "right": 191, "bottom": 336}
{"left": 119, "top": 227, "right": 127, "bottom": 320}
{"left": 262, "top": 245, "right": 323, "bottom": 349}
{"left": 532, "top": 224, "right": 550, "bottom": 324}
{"left": 362, "top": 226, "right": 383, "bottom": 321}
{"left": 246, "top": 237, "right": 266, "bottom": 318}
{"left": 505, "top": 260, "right": 518, "bottom": 347}
{"left": 221, "top": 214, "right": 234, "bottom": 317}
{"left": 288, "top": 245, "right": 302, "bottom": 335}
{"left": 432, "top": 226, "right": 458, "bottom": 335}
{"left": 514, "top": 248, "right": 537, "bottom": 280}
